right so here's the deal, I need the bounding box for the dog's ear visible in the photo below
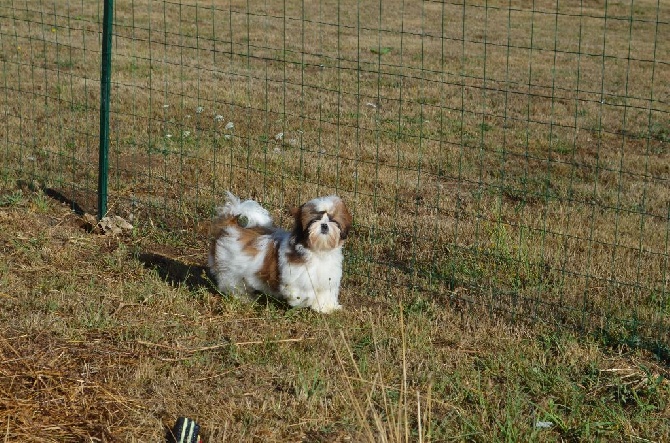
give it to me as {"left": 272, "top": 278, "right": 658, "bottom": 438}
{"left": 288, "top": 205, "right": 303, "bottom": 231}
{"left": 288, "top": 205, "right": 301, "bottom": 219}
{"left": 289, "top": 204, "right": 306, "bottom": 241}
{"left": 340, "top": 224, "right": 351, "bottom": 240}
{"left": 333, "top": 200, "right": 352, "bottom": 241}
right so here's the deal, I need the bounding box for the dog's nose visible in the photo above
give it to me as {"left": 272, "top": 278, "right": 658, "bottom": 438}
{"left": 320, "top": 223, "right": 329, "bottom": 234}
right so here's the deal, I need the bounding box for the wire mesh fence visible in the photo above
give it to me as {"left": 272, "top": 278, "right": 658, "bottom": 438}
{"left": 1, "top": 0, "right": 668, "bottom": 357}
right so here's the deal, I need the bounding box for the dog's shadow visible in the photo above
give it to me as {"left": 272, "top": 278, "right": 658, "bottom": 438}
{"left": 136, "top": 252, "right": 215, "bottom": 292}
{"left": 135, "top": 252, "right": 290, "bottom": 310}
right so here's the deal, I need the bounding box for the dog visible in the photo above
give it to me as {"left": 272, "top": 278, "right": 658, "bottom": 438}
{"left": 208, "top": 192, "right": 352, "bottom": 313}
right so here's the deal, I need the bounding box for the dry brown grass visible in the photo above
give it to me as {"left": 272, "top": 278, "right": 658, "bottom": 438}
{"left": 1, "top": 0, "right": 669, "bottom": 441}
{"left": 1, "top": 190, "right": 669, "bottom": 441}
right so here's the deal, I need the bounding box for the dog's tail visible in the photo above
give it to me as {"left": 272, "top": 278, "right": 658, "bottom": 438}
{"left": 214, "top": 191, "right": 273, "bottom": 228}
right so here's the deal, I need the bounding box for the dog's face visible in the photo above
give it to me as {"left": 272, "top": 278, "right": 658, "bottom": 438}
{"left": 292, "top": 196, "right": 352, "bottom": 252}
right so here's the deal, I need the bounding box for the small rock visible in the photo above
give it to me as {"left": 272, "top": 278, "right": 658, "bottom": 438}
{"left": 98, "top": 215, "right": 133, "bottom": 235}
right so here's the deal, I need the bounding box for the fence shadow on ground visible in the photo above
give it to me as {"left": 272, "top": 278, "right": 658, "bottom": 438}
{"left": 17, "top": 180, "right": 91, "bottom": 216}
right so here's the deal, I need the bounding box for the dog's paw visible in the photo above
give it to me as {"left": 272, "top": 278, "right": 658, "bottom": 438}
{"left": 311, "top": 303, "right": 342, "bottom": 314}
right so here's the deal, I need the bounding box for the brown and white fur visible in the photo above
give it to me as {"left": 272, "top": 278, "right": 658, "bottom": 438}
{"left": 208, "top": 192, "right": 352, "bottom": 313}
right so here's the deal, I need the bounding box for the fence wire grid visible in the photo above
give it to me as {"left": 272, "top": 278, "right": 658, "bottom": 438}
{"left": 1, "top": 0, "right": 669, "bottom": 356}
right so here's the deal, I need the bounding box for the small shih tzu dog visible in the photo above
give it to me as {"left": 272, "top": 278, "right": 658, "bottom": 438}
{"left": 208, "top": 192, "right": 352, "bottom": 313}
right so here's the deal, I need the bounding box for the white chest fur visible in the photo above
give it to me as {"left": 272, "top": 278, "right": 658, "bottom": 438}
{"left": 278, "top": 244, "right": 343, "bottom": 313}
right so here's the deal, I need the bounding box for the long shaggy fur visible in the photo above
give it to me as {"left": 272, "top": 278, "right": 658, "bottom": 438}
{"left": 208, "top": 192, "right": 352, "bottom": 313}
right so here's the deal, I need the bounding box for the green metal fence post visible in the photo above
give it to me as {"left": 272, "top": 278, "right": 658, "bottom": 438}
{"left": 98, "top": 0, "right": 114, "bottom": 219}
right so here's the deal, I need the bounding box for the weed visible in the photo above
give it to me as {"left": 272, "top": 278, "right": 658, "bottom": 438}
{"left": 0, "top": 190, "right": 24, "bottom": 207}
{"left": 370, "top": 47, "right": 393, "bottom": 56}
{"left": 31, "top": 192, "right": 50, "bottom": 212}
{"left": 479, "top": 122, "right": 493, "bottom": 132}
{"left": 56, "top": 59, "right": 75, "bottom": 69}
{"left": 649, "top": 121, "right": 669, "bottom": 144}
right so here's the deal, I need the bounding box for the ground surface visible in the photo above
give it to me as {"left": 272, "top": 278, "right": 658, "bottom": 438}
{"left": 0, "top": 186, "right": 668, "bottom": 442}
{"left": 1, "top": 0, "right": 669, "bottom": 440}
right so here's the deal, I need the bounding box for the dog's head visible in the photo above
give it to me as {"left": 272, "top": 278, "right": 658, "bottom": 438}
{"left": 291, "top": 196, "right": 352, "bottom": 252}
